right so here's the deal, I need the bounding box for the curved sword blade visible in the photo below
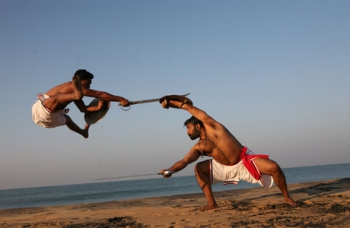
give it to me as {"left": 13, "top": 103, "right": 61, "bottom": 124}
{"left": 129, "top": 93, "right": 190, "bottom": 105}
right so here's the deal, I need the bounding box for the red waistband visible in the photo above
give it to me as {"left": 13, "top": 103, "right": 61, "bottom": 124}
{"left": 241, "top": 146, "right": 269, "bottom": 180}
{"left": 240, "top": 146, "right": 248, "bottom": 160}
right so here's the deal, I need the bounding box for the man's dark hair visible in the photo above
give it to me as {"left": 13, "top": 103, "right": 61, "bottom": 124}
{"left": 74, "top": 69, "right": 94, "bottom": 80}
{"left": 184, "top": 116, "right": 204, "bottom": 127}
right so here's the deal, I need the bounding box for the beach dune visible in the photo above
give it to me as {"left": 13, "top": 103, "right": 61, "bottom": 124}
{"left": 0, "top": 178, "right": 349, "bottom": 228}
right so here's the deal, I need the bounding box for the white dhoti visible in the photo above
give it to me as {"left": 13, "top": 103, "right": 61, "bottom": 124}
{"left": 210, "top": 148, "right": 274, "bottom": 188}
{"left": 31, "top": 93, "right": 67, "bottom": 128}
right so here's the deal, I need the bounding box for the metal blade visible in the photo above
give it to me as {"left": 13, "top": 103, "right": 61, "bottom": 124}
{"left": 128, "top": 93, "right": 190, "bottom": 106}
{"left": 129, "top": 98, "right": 160, "bottom": 105}
{"left": 95, "top": 173, "right": 161, "bottom": 181}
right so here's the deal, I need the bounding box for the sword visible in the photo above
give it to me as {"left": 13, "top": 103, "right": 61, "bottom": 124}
{"left": 95, "top": 171, "right": 175, "bottom": 181}
{"left": 120, "top": 93, "right": 190, "bottom": 110}
{"left": 95, "top": 173, "right": 159, "bottom": 181}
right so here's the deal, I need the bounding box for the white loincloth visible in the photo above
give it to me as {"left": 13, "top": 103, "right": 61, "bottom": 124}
{"left": 210, "top": 149, "right": 274, "bottom": 188}
{"left": 31, "top": 93, "right": 67, "bottom": 128}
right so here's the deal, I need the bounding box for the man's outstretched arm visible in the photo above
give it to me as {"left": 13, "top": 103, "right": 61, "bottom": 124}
{"left": 83, "top": 88, "right": 129, "bottom": 106}
{"left": 160, "top": 148, "right": 200, "bottom": 177}
{"left": 160, "top": 97, "right": 215, "bottom": 126}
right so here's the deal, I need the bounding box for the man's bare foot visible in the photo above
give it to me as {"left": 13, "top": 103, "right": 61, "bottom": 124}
{"left": 72, "top": 75, "right": 83, "bottom": 100}
{"left": 199, "top": 204, "right": 219, "bottom": 211}
{"left": 81, "top": 124, "right": 90, "bottom": 138}
{"left": 285, "top": 197, "right": 298, "bottom": 207}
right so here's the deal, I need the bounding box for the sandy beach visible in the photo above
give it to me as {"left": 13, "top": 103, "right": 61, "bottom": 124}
{"left": 0, "top": 178, "right": 349, "bottom": 228}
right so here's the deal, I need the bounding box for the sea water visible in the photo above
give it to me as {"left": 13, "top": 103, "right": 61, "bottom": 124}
{"left": 0, "top": 163, "right": 349, "bottom": 210}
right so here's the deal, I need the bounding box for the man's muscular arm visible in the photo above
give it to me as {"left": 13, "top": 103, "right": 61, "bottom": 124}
{"left": 162, "top": 98, "right": 216, "bottom": 127}
{"left": 160, "top": 147, "right": 201, "bottom": 177}
{"left": 83, "top": 88, "right": 129, "bottom": 106}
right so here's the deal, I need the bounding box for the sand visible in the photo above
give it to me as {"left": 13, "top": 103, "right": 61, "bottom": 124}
{"left": 0, "top": 178, "right": 349, "bottom": 228}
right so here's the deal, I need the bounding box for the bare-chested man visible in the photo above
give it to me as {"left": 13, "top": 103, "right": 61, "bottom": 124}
{"left": 32, "top": 69, "right": 129, "bottom": 138}
{"left": 159, "top": 96, "right": 297, "bottom": 211}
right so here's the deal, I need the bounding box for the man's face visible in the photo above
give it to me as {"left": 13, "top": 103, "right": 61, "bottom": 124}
{"left": 186, "top": 123, "right": 201, "bottom": 140}
{"left": 81, "top": 79, "right": 92, "bottom": 89}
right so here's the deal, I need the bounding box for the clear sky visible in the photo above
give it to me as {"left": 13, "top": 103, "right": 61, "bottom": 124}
{"left": 0, "top": 0, "right": 349, "bottom": 190}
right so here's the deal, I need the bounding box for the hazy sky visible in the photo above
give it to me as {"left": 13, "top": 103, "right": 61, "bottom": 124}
{"left": 1, "top": 0, "right": 349, "bottom": 190}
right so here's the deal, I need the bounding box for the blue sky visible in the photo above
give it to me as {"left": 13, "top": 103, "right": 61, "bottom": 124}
{"left": 0, "top": 0, "right": 349, "bottom": 190}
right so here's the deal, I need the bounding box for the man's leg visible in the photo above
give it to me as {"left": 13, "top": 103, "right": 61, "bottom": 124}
{"left": 254, "top": 158, "right": 297, "bottom": 206}
{"left": 65, "top": 115, "right": 90, "bottom": 138}
{"left": 194, "top": 160, "right": 219, "bottom": 211}
{"left": 43, "top": 76, "right": 84, "bottom": 111}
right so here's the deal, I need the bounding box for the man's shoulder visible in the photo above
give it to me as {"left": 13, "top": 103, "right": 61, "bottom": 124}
{"left": 204, "top": 120, "right": 226, "bottom": 132}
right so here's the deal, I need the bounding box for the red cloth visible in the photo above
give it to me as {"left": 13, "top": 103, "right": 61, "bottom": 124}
{"left": 240, "top": 147, "right": 269, "bottom": 180}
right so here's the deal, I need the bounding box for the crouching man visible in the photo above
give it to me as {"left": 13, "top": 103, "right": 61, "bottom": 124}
{"left": 159, "top": 95, "right": 297, "bottom": 211}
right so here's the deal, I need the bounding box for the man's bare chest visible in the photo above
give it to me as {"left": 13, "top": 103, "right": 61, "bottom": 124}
{"left": 197, "top": 139, "right": 219, "bottom": 156}
{"left": 196, "top": 138, "right": 237, "bottom": 165}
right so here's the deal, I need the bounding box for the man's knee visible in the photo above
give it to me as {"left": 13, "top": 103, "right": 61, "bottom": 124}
{"left": 256, "top": 158, "right": 282, "bottom": 175}
{"left": 271, "top": 162, "right": 282, "bottom": 174}
{"left": 194, "top": 160, "right": 210, "bottom": 174}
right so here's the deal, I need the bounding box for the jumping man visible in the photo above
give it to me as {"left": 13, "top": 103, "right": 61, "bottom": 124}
{"left": 32, "top": 69, "right": 129, "bottom": 138}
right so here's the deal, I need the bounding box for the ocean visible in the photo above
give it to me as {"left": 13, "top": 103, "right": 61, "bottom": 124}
{"left": 0, "top": 163, "right": 349, "bottom": 210}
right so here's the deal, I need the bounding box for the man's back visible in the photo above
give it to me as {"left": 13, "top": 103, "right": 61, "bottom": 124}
{"left": 43, "top": 81, "right": 77, "bottom": 110}
{"left": 46, "top": 81, "right": 74, "bottom": 96}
